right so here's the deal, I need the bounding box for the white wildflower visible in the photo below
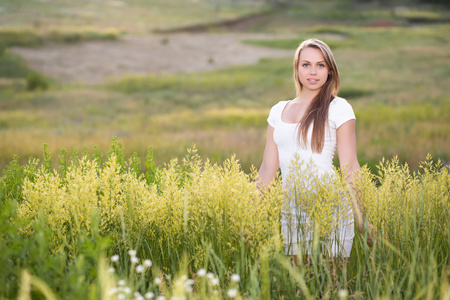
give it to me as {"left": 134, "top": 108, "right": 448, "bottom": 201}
{"left": 123, "top": 287, "right": 131, "bottom": 294}
{"left": 108, "top": 267, "right": 115, "bottom": 273}
{"left": 184, "top": 279, "right": 195, "bottom": 292}
{"left": 128, "top": 249, "right": 137, "bottom": 257}
{"left": 131, "top": 256, "right": 139, "bottom": 264}
{"left": 206, "top": 273, "right": 214, "bottom": 280}
{"left": 136, "top": 265, "right": 145, "bottom": 273}
{"left": 111, "top": 255, "right": 120, "bottom": 262}
{"left": 118, "top": 280, "right": 126, "bottom": 286}
{"left": 145, "top": 292, "right": 155, "bottom": 299}
{"left": 144, "top": 259, "right": 153, "bottom": 268}
{"left": 154, "top": 277, "right": 162, "bottom": 285}
{"left": 227, "top": 288, "right": 238, "bottom": 298}
{"left": 230, "top": 274, "right": 240, "bottom": 282}
{"left": 338, "top": 289, "right": 348, "bottom": 299}
{"left": 185, "top": 279, "right": 195, "bottom": 286}
{"left": 134, "top": 292, "right": 144, "bottom": 300}
{"left": 197, "top": 269, "right": 206, "bottom": 277}
{"left": 156, "top": 296, "right": 165, "bottom": 300}
{"left": 211, "top": 277, "right": 219, "bottom": 286}
{"left": 108, "top": 287, "right": 119, "bottom": 295}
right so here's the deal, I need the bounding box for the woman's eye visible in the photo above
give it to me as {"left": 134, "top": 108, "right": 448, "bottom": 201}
{"left": 302, "top": 63, "right": 309, "bottom": 67}
{"left": 318, "top": 64, "right": 325, "bottom": 68}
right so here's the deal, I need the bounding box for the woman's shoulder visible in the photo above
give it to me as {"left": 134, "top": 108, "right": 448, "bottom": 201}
{"left": 329, "top": 96, "right": 356, "bottom": 125}
{"left": 267, "top": 100, "right": 290, "bottom": 127}
{"left": 330, "top": 96, "right": 350, "bottom": 106}
{"left": 330, "top": 96, "right": 353, "bottom": 111}
{"left": 271, "top": 100, "right": 290, "bottom": 110}
{"left": 268, "top": 100, "right": 290, "bottom": 116}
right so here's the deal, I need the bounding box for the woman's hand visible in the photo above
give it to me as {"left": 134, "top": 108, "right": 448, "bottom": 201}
{"left": 357, "top": 217, "right": 376, "bottom": 246}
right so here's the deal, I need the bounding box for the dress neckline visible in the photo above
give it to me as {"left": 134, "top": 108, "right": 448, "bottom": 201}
{"left": 280, "top": 97, "right": 339, "bottom": 125}
{"left": 280, "top": 100, "right": 300, "bottom": 125}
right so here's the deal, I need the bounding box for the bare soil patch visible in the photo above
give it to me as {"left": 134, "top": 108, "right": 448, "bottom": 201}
{"left": 10, "top": 33, "right": 295, "bottom": 84}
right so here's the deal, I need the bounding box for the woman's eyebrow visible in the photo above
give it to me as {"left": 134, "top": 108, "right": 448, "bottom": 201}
{"left": 301, "top": 60, "right": 326, "bottom": 63}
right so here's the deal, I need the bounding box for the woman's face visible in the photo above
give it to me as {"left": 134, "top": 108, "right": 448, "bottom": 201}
{"left": 297, "top": 47, "right": 330, "bottom": 94}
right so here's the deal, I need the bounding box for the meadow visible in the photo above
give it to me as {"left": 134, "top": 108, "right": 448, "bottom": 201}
{"left": 0, "top": 19, "right": 449, "bottom": 172}
{"left": 1, "top": 139, "right": 449, "bottom": 299}
{"left": 0, "top": 0, "right": 450, "bottom": 299}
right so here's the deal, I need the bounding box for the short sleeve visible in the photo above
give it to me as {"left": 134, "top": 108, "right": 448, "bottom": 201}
{"left": 330, "top": 97, "right": 356, "bottom": 129}
{"left": 267, "top": 106, "right": 277, "bottom": 127}
{"left": 267, "top": 101, "right": 287, "bottom": 128}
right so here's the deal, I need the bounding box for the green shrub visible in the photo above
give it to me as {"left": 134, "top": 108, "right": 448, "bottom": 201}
{"left": 0, "top": 42, "right": 5, "bottom": 57}
{"left": 0, "top": 28, "right": 43, "bottom": 47}
{"left": 339, "top": 87, "right": 373, "bottom": 99}
{"left": 0, "top": 52, "right": 32, "bottom": 78}
{"left": 0, "top": 27, "right": 120, "bottom": 48}
{"left": 26, "top": 72, "right": 49, "bottom": 91}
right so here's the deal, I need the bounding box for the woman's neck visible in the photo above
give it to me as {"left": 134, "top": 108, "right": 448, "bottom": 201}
{"left": 295, "top": 89, "right": 319, "bottom": 104}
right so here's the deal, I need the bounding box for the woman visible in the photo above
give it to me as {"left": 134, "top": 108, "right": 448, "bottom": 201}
{"left": 257, "top": 38, "right": 371, "bottom": 258}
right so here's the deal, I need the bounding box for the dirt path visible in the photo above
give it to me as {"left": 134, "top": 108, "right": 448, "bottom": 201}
{"left": 10, "top": 33, "right": 296, "bottom": 84}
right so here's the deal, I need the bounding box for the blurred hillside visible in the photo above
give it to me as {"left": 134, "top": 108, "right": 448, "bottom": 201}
{"left": 0, "top": 0, "right": 449, "bottom": 172}
{"left": 1, "top": 0, "right": 449, "bottom": 34}
{"left": 0, "top": 0, "right": 268, "bottom": 33}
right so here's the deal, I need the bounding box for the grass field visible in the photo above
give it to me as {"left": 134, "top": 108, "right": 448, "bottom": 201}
{"left": 0, "top": 0, "right": 266, "bottom": 33}
{"left": 1, "top": 139, "right": 448, "bottom": 299}
{"left": 0, "top": 1, "right": 450, "bottom": 298}
{"left": 1, "top": 22, "right": 449, "bottom": 172}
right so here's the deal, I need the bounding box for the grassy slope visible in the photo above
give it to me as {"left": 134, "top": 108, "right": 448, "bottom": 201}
{"left": 0, "top": 0, "right": 266, "bottom": 33}
{"left": 0, "top": 1, "right": 449, "bottom": 172}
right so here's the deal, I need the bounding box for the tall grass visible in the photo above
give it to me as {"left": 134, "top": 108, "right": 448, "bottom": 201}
{"left": 1, "top": 140, "right": 448, "bottom": 299}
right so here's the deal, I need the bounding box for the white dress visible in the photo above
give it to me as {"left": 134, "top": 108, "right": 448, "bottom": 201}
{"left": 267, "top": 97, "right": 356, "bottom": 257}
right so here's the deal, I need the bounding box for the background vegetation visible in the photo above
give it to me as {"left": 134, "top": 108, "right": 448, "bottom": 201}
{"left": 0, "top": 1, "right": 449, "bottom": 172}
{"left": 0, "top": 0, "right": 449, "bottom": 299}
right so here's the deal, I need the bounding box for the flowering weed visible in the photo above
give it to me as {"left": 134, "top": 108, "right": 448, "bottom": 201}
{"left": 15, "top": 142, "right": 284, "bottom": 271}
{"left": 1, "top": 140, "right": 449, "bottom": 299}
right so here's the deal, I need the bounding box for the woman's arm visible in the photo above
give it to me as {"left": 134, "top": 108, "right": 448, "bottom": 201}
{"left": 337, "top": 120, "right": 374, "bottom": 244}
{"left": 257, "top": 125, "right": 280, "bottom": 190}
{"left": 336, "top": 119, "right": 360, "bottom": 179}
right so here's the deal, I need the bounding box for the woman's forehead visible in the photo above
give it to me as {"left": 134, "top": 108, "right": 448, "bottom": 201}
{"left": 299, "top": 47, "right": 325, "bottom": 61}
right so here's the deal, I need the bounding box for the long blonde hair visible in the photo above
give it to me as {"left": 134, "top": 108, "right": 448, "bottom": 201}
{"left": 293, "top": 39, "right": 340, "bottom": 153}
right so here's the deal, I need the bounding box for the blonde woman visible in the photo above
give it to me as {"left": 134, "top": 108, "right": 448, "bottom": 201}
{"left": 258, "top": 38, "right": 372, "bottom": 258}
